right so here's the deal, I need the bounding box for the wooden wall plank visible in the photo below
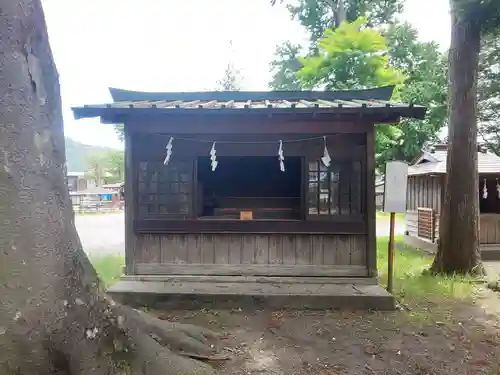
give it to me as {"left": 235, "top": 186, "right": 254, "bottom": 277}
{"left": 282, "top": 235, "right": 296, "bottom": 264}
{"left": 350, "top": 235, "right": 366, "bottom": 265}
{"left": 186, "top": 235, "right": 200, "bottom": 263}
{"left": 136, "top": 233, "right": 368, "bottom": 270}
{"left": 405, "top": 211, "right": 418, "bottom": 237}
{"left": 295, "top": 235, "right": 312, "bottom": 264}
{"left": 141, "top": 234, "right": 161, "bottom": 263}
{"left": 135, "top": 263, "right": 369, "bottom": 277}
{"left": 228, "top": 235, "right": 242, "bottom": 264}
{"left": 167, "top": 234, "right": 187, "bottom": 264}
{"left": 241, "top": 235, "right": 255, "bottom": 264}
{"left": 324, "top": 236, "right": 338, "bottom": 265}
{"left": 160, "top": 235, "right": 174, "bottom": 263}
{"left": 311, "top": 235, "right": 324, "bottom": 265}
{"left": 254, "top": 235, "right": 269, "bottom": 264}
{"left": 336, "top": 236, "right": 352, "bottom": 265}
{"left": 129, "top": 117, "right": 374, "bottom": 136}
{"left": 214, "top": 235, "right": 230, "bottom": 264}
{"left": 268, "top": 235, "right": 284, "bottom": 264}
{"left": 200, "top": 235, "right": 215, "bottom": 264}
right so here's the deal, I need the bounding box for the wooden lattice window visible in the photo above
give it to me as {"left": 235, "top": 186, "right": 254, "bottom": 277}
{"left": 417, "top": 207, "right": 434, "bottom": 241}
{"left": 137, "top": 160, "right": 193, "bottom": 218}
{"left": 308, "top": 160, "right": 362, "bottom": 216}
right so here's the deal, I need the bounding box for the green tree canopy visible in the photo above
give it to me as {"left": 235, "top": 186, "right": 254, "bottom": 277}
{"left": 269, "top": 42, "right": 304, "bottom": 90}
{"left": 477, "top": 32, "right": 500, "bottom": 154}
{"left": 272, "top": 0, "right": 403, "bottom": 43}
{"left": 268, "top": 0, "right": 449, "bottom": 169}
{"left": 216, "top": 62, "right": 242, "bottom": 91}
{"left": 84, "top": 150, "right": 125, "bottom": 185}
{"left": 298, "top": 18, "right": 406, "bottom": 90}
{"left": 105, "top": 150, "right": 125, "bottom": 183}
{"left": 290, "top": 18, "right": 447, "bottom": 168}
{"left": 379, "top": 23, "right": 448, "bottom": 165}
{"left": 269, "top": 0, "right": 404, "bottom": 90}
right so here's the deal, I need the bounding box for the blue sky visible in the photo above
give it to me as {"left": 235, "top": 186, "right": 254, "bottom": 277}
{"left": 43, "top": 0, "right": 451, "bottom": 150}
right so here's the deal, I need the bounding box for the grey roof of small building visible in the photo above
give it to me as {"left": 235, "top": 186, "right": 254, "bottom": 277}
{"left": 71, "top": 86, "right": 427, "bottom": 121}
{"left": 408, "top": 147, "right": 500, "bottom": 176}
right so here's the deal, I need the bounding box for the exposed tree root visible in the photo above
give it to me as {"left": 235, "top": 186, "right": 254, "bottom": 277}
{"left": 114, "top": 305, "right": 226, "bottom": 375}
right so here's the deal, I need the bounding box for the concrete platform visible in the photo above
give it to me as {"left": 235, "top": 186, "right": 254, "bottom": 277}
{"left": 480, "top": 245, "right": 500, "bottom": 261}
{"left": 107, "top": 275, "right": 395, "bottom": 310}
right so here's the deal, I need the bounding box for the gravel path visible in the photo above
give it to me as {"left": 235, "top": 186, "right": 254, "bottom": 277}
{"left": 75, "top": 212, "right": 125, "bottom": 257}
{"left": 75, "top": 212, "right": 406, "bottom": 257}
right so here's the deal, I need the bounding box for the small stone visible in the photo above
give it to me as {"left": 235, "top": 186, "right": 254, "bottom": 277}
{"left": 13, "top": 311, "right": 21, "bottom": 321}
{"left": 75, "top": 298, "right": 84, "bottom": 306}
{"left": 0, "top": 326, "right": 6, "bottom": 335}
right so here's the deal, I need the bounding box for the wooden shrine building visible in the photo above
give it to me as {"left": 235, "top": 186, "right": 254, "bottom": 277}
{"left": 72, "top": 85, "right": 425, "bottom": 309}
{"left": 405, "top": 144, "right": 500, "bottom": 260}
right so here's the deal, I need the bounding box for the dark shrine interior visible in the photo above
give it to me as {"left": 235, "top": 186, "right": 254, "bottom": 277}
{"left": 479, "top": 177, "right": 500, "bottom": 214}
{"left": 197, "top": 156, "right": 302, "bottom": 220}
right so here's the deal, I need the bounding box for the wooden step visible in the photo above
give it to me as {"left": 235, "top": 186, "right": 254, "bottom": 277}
{"left": 107, "top": 276, "right": 394, "bottom": 311}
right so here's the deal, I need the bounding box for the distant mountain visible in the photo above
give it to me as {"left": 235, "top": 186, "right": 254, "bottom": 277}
{"left": 65, "top": 137, "right": 116, "bottom": 172}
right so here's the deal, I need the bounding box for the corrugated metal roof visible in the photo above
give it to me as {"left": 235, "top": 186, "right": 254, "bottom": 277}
{"left": 408, "top": 148, "right": 500, "bottom": 175}
{"left": 71, "top": 86, "right": 427, "bottom": 121}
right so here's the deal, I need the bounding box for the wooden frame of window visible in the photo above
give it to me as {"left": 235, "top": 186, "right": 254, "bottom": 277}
{"left": 134, "top": 156, "right": 365, "bottom": 234}
{"left": 306, "top": 159, "right": 363, "bottom": 219}
{"left": 136, "top": 160, "right": 194, "bottom": 219}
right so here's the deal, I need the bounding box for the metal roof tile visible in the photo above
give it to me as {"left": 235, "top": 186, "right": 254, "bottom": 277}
{"left": 72, "top": 86, "right": 428, "bottom": 121}
{"left": 408, "top": 150, "right": 500, "bottom": 175}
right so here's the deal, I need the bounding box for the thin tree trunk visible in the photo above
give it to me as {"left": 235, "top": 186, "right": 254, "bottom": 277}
{"left": 0, "top": 2, "right": 219, "bottom": 374}
{"left": 432, "top": 0, "right": 483, "bottom": 274}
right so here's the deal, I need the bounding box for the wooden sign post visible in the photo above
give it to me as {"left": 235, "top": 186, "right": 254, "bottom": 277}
{"left": 383, "top": 161, "right": 408, "bottom": 294}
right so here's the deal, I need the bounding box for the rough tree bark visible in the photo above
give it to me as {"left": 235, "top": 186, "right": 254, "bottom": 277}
{"left": 431, "top": 0, "right": 483, "bottom": 274}
{"left": 0, "top": 1, "right": 221, "bottom": 374}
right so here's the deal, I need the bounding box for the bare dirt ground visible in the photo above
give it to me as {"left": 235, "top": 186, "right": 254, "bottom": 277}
{"left": 153, "top": 290, "right": 500, "bottom": 375}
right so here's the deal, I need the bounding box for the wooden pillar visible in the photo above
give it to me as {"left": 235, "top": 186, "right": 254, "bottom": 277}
{"left": 365, "top": 127, "right": 377, "bottom": 277}
{"left": 124, "top": 126, "right": 136, "bottom": 275}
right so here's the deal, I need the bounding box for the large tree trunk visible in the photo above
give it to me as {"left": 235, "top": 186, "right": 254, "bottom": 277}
{"left": 431, "top": 0, "right": 483, "bottom": 274}
{"left": 0, "top": 2, "right": 220, "bottom": 374}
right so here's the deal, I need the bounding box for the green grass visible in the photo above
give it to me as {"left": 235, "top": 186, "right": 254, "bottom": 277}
{"left": 376, "top": 211, "right": 405, "bottom": 222}
{"left": 89, "top": 236, "right": 476, "bottom": 306}
{"left": 377, "top": 236, "right": 475, "bottom": 304}
{"left": 91, "top": 254, "right": 125, "bottom": 287}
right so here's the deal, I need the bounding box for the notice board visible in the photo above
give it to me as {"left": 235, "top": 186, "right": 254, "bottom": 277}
{"left": 383, "top": 161, "right": 408, "bottom": 213}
